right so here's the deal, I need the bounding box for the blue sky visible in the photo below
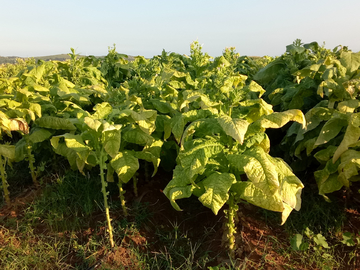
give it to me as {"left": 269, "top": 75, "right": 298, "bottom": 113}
{"left": 1, "top": 0, "right": 360, "bottom": 58}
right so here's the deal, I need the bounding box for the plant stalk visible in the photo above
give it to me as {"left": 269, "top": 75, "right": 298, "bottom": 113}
{"left": 25, "top": 137, "right": 38, "bottom": 186}
{"left": 118, "top": 181, "right": 128, "bottom": 216}
{"left": 0, "top": 155, "right": 10, "bottom": 205}
{"left": 144, "top": 161, "right": 150, "bottom": 182}
{"left": 225, "top": 194, "right": 238, "bottom": 259}
{"left": 133, "top": 174, "right": 138, "bottom": 197}
{"left": 99, "top": 151, "right": 115, "bottom": 248}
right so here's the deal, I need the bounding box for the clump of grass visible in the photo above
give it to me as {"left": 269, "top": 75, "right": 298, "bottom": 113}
{"left": 0, "top": 225, "right": 72, "bottom": 270}
{"left": 24, "top": 170, "right": 104, "bottom": 231}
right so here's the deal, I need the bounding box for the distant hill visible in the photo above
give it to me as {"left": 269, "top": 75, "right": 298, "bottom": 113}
{"left": 0, "top": 54, "right": 136, "bottom": 65}
{"left": 0, "top": 54, "right": 71, "bottom": 64}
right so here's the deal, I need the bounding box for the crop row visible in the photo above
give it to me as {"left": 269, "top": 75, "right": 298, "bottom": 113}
{"left": 0, "top": 41, "right": 359, "bottom": 257}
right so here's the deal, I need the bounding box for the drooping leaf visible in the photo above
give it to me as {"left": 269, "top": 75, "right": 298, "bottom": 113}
{"left": 122, "top": 126, "right": 154, "bottom": 146}
{"left": 51, "top": 133, "right": 91, "bottom": 172}
{"left": 227, "top": 147, "right": 279, "bottom": 195}
{"left": 49, "top": 140, "right": 78, "bottom": 170}
{"left": 150, "top": 99, "right": 174, "bottom": 114}
{"left": 15, "top": 139, "right": 27, "bottom": 161}
{"left": 28, "top": 128, "right": 53, "bottom": 144}
{"left": 254, "top": 109, "right": 305, "bottom": 131}
{"left": 337, "top": 100, "right": 360, "bottom": 113}
{"left": 178, "top": 139, "right": 224, "bottom": 179}
{"left": 231, "top": 181, "right": 284, "bottom": 212}
{"left": 84, "top": 117, "right": 102, "bottom": 132}
{"left": 110, "top": 151, "right": 139, "bottom": 183}
{"left": 130, "top": 110, "right": 157, "bottom": 134}
{"left": 29, "top": 103, "right": 42, "bottom": 118}
{"left": 333, "top": 113, "right": 360, "bottom": 162}
{"left": 35, "top": 116, "right": 76, "bottom": 130}
{"left": 313, "top": 146, "right": 337, "bottom": 164}
{"left": 181, "top": 119, "right": 224, "bottom": 146}
{"left": 198, "top": 172, "right": 236, "bottom": 215}
{"left": 338, "top": 150, "right": 360, "bottom": 186}
{"left": 9, "top": 118, "right": 29, "bottom": 134}
{"left": 106, "top": 163, "right": 115, "bottom": 182}
{"left": 171, "top": 114, "right": 185, "bottom": 143}
{"left": 271, "top": 156, "right": 303, "bottom": 211}
{"left": 0, "top": 144, "right": 16, "bottom": 160}
{"left": 217, "top": 115, "right": 249, "bottom": 144}
{"left": 314, "top": 113, "right": 348, "bottom": 146}
{"left": 92, "top": 102, "right": 112, "bottom": 119}
{"left": 102, "top": 123, "right": 122, "bottom": 158}
{"left": 315, "top": 161, "right": 343, "bottom": 198}
{"left": 141, "top": 139, "right": 164, "bottom": 176}
{"left": 163, "top": 165, "right": 194, "bottom": 211}
{"left": 340, "top": 51, "right": 360, "bottom": 74}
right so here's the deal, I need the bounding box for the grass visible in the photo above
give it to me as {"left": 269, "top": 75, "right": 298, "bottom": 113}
{"left": 23, "top": 171, "right": 104, "bottom": 231}
{"left": 0, "top": 168, "right": 359, "bottom": 269}
{"left": 0, "top": 225, "right": 72, "bottom": 269}
{"left": 0, "top": 170, "right": 224, "bottom": 269}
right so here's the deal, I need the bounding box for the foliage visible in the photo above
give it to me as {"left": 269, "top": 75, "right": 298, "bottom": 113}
{"left": 255, "top": 40, "right": 360, "bottom": 200}
{"left": 1, "top": 40, "right": 359, "bottom": 258}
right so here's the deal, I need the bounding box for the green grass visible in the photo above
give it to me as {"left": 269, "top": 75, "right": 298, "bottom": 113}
{"left": 0, "top": 170, "right": 222, "bottom": 269}
{"left": 0, "top": 225, "right": 73, "bottom": 269}
{"left": 24, "top": 171, "right": 104, "bottom": 231}
{"left": 1, "top": 169, "right": 359, "bottom": 269}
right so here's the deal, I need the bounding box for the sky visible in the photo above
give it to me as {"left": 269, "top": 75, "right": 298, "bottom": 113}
{"left": 1, "top": 0, "right": 360, "bottom": 58}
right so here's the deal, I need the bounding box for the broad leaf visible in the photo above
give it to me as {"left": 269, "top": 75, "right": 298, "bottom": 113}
{"left": 314, "top": 113, "right": 347, "bottom": 146}
{"left": 110, "top": 151, "right": 139, "bottom": 183}
{"left": 122, "top": 126, "right": 154, "bottom": 146}
{"left": 0, "top": 144, "right": 15, "bottom": 160}
{"left": 227, "top": 147, "right": 279, "bottom": 195}
{"left": 254, "top": 109, "right": 305, "bottom": 131}
{"left": 333, "top": 113, "right": 360, "bottom": 162}
{"left": 84, "top": 117, "right": 102, "bottom": 132}
{"left": 163, "top": 165, "right": 194, "bottom": 211}
{"left": 198, "top": 172, "right": 236, "bottom": 215}
{"left": 217, "top": 115, "right": 249, "bottom": 144}
{"left": 231, "top": 181, "right": 284, "bottom": 212}
{"left": 35, "top": 116, "right": 76, "bottom": 130}
{"left": 102, "top": 124, "right": 121, "bottom": 158}
{"left": 28, "top": 128, "right": 53, "bottom": 144}
{"left": 178, "top": 139, "right": 224, "bottom": 179}
{"left": 92, "top": 102, "right": 112, "bottom": 119}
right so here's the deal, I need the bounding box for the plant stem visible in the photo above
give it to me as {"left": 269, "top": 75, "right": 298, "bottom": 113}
{"left": 225, "top": 194, "right": 238, "bottom": 259}
{"left": 99, "top": 151, "right": 115, "bottom": 248}
{"left": 0, "top": 155, "right": 10, "bottom": 205}
{"left": 25, "top": 137, "right": 38, "bottom": 186}
{"left": 118, "top": 181, "right": 128, "bottom": 216}
{"left": 133, "top": 174, "right": 138, "bottom": 197}
{"left": 144, "top": 161, "right": 150, "bottom": 182}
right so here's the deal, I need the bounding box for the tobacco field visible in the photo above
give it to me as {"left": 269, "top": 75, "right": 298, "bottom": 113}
{"left": 0, "top": 41, "right": 359, "bottom": 269}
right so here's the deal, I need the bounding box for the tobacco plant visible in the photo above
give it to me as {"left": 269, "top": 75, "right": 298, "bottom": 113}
{"left": 283, "top": 50, "right": 360, "bottom": 199}
{"left": 45, "top": 99, "right": 159, "bottom": 247}
{"left": 0, "top": 116, "right": 29, "bottom": 204}
{"left": 158, "top": 45, "right": 306, "bottom": 256}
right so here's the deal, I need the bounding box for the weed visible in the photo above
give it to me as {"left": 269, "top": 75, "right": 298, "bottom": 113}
{"left": 24, "top": 171, "right": 103, "bottom": 231}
